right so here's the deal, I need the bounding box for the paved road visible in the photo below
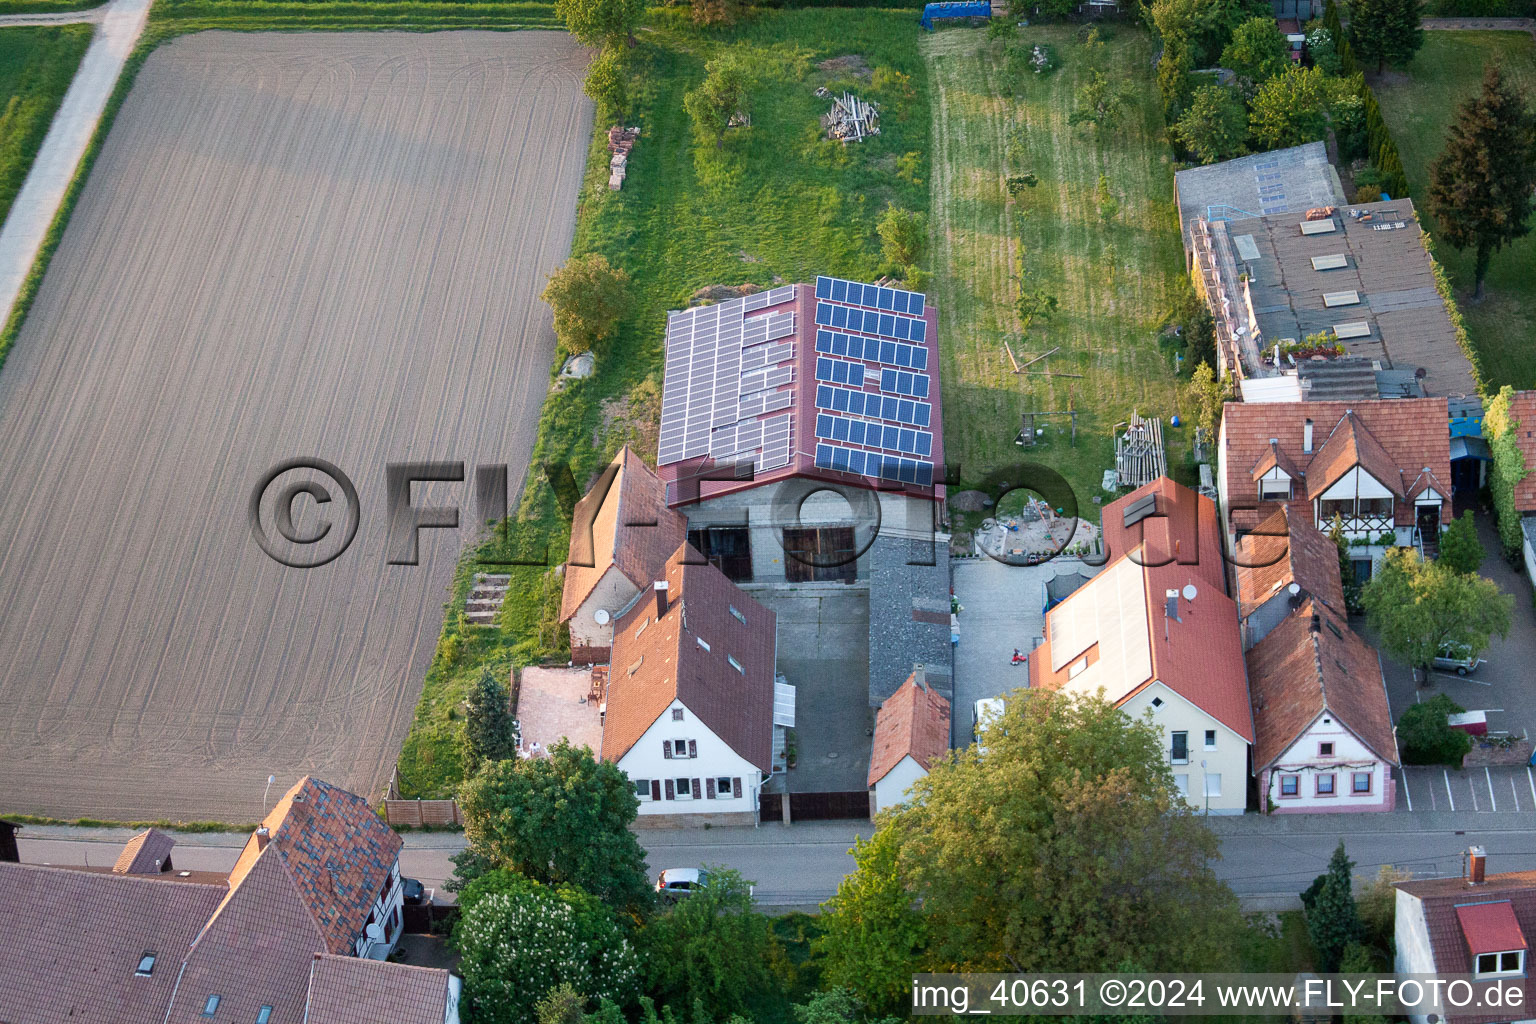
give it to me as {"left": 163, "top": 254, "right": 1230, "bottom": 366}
{"left": 24, "top": 814, "right": 1536, "bottom": 911}
{"left": 0, "top": 0, "right": 148, "bottom": 325}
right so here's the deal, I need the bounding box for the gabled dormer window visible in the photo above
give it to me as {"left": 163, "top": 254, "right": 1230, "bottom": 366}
{"left": 1259, "top": 478, "right": 1292, "bottom": 501}
{"left": 1475, "top": 950, "right": 1524, "bottom": 977}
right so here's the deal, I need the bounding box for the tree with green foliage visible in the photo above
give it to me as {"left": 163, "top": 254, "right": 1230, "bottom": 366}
{"left": 1427, "top": 62, "right": 1536, "bottom": 301}
{"left": 1437, "top": 511, "right": 1484, "bottom": 576}
{"left": 554, "top": 0, "right": 646, "bottom": 48}
{"left": 1069, "top": 68, "right": 1130, "bottom": 130}
{"left": 462, "top": 667, "right": 517, "bottom": 774}
{"left": 1360, "top": 547, "right": 1511, "bottom": 684}
{"left": 1157, "top": 43, "right": 1196, "bottom": 123}
{"left": 794, "top": 988, "right": 900, "bottom": 1024}
{"left": 535, "top": 984, "right": 587, "bottom": 1024}
{"left": 1248, "top": 65, "right": 1355, "bottom": 149}
{"left": 1173, "top": 83, "right": 1249, "bottom": 164}
{"left": 1221, "top": 16, "right": 1291, "bottom": 90}
{"left": 877, "top": 204, "right": 926, "bottom": 271}
{"left": 823, "top": 692, "right": 1245, "bottom": 985}
{"left": 454, "top": 871, "right": 640, "bottom": 1024}
{"left": 456, "top": 741, "right": 653, "bottom": 911}
{"left": 1355, "top": 863, "right": 1411, "bottom": 954}
{"left": 1485, "top": 386, "right": 1531, "bottom": 553}
{"left": 1188, "top": 361, "right": 1224, "bottom": 438}
{"left": 1348, "top": 0, "right": 1423, "bottom": 73}
{"left": 1339, "top": 942, "right": 1389, "bottom": 1024}
{"left": 584, "top": 46, "right": 628, "bottom": 119}
{"left": 1327, "top": 514, "right": 1361, "bottom": 611}
{"left": 1016, "top": 288, "right": 1059, "bottom": 337}
{"left": 816, "top": 830, "right": 927, "bottom": 1016}
{"left": 1150, "top": 0, "right": 1271, "bottom": 67}
{"left": 1398, "top": 694, "right": 1474, "bottom": 765}
{"left": 1303, "top": 842, "right": 1363, "bottom": 973}
{"left": 541, "top": 253, "right": 634, "bottom": 356}
{"left": 685, "top": 54, "right": 751, "bottom": 149}
{"left": 643, "top": 867, "right": 772, "bottom": 1018}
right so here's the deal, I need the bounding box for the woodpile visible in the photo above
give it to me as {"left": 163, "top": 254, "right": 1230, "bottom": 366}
{"left": 608, "top": 125, "right": 639, "bottom": 191}
{"left": 1114, "top": 412, "right": 1167, "bottom": 489}
{"left": 823, "top": 92, "right": 879, "bottom": 142}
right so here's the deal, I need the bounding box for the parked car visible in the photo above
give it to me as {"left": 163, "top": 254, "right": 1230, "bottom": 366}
{"left": 401, "top": 877, "right": 426, "bottom": 905}
{"left": 656, "top": 868, "right": 709, "bottom": 897}
{"left": 1434, "top": 644, "right": 1486, "bottom": 676}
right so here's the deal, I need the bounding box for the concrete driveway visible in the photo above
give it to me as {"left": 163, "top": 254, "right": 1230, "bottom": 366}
{"left": 951, "top": 555, "right": 1100, "bottom": 746}
{"left": 757, "top": 586, "right": 872, "bottom": 793}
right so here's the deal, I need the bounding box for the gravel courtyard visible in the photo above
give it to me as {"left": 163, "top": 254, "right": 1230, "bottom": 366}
{"left": 0, "top": 31, "right": 592, "bottom": 820}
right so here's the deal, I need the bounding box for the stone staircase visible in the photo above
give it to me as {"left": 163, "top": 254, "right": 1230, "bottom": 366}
{"left": 465, "top": 573, "right": 511, "bottom": 625}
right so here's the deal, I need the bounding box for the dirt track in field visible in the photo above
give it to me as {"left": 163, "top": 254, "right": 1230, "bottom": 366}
{"left": 0, "top": 31, "right": 593, "bottom": 821}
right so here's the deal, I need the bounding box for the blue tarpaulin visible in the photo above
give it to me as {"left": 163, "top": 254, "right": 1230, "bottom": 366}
{"left": 920, "top": 0, "right": 991, "bottom": 30}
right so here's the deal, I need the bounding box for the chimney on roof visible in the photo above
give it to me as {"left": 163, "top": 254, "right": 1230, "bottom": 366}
{"left": 255, "top": 825, "right": 270, "bottom": 851}
{"left": 654, "top": 580, "right": 669, "bottom": 617}
{"left": 1304, "top": 418, "right": 1313, "bottom": 453}
{"left": 1469, "top": 846, "right": 1487, "bottom": 884}
{"left": 913, "top": 663, "right": 926, "bottom": 690}
{"left": 1310, "top": 613, "right": 1321, "bottom": 634}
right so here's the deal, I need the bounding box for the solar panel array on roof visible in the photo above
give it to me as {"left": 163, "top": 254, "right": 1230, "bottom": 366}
{"left": 815, "top": 443, "right": 934, "bottom": 485}
{"left": 815, "top": 275, "right": 925, "bottom": 316}
{"left": 658, "top": 285, "right": 797, "bottom": 468}
{"left": 1122, "top": 493, "right": 1157, "bottom": 529}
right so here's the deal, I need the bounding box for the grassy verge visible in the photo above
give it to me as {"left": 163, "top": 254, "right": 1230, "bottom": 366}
{"left": 396, "top": 5, "right": 933, "bottom": 797}
{"left": 0, "top": 24, "right": 92, "bottom": 247}
{"left": 922, "top": 24, "right": 1193, "bottom": 526}
{"left": 146, "top": 0, "right": 560, "bottom": 34}
{"left": 1, "top": 812, "right": 255, "bottom": 832}
{"left": 1372, "top": 31, "right": 1536, "bottom": 389}
{"left": 0, "top": 0, "right": 100, "bottom": 12}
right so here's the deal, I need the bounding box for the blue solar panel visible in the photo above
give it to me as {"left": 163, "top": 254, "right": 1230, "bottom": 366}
{"left": 814, "top": 276, "right": 925, "bottom": 319}
{"left": 814, "top": 385, "right": 931, "bottom": 427}
{"left": 814, "top": 329, "right": 927, "bottom": 369}
{"left": 815, "top": 443, "right": 933, "bottom": 485}
{"left": 813, "top": 413, "right": 932, "bottom": 457}
{"left": 815, "top": 357, "right": 865, "bottom": 387}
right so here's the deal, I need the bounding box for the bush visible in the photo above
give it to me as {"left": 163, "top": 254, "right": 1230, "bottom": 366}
{"left": 1397, "top": 694, "right": 1473, "bottom": 766}
{"left": 540, "top": 253, "right": 633, "bottom": 356}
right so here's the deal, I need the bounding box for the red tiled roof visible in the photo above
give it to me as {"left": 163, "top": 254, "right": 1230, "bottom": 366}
{"left": 304, "top": 954, "right": 453, "bottom": 1024}
{"left": 1245, "top": 599, "right": 1397, "bottom": 769}
{"left": 604, "top": 543, "right": 777, "bottom": 772}
{"left": 166, "top": 848, "right": 327, "bottom": 1024}
{"left": 868, "top": 671, "right": 952, "bottom": 786}
{"left": 1458, "top": 901, "right": 1528, "bottom": 955}
{"left": 1098, "top": 477, "right": 1227, "bottom": 595}
{"left": 1232, "top": 506, "right": 1347, "bottom": 617}
{"left": 0, "top": 861, "right": 226, "bottom": 1024}
{"left": 1397, "top": 872, "right": 1536, "bottom": 1024}
{"left": 226, "top": 776, "right": 402, "bottom": 956}
{"left": 561, "top": 447, "right": 689, "bottom": 622}
{"left": 113, "top": 827, "right": 175, "bottom": 874}
{"left": 1503, "top": 391, "right": 1536, "bottom": 513}
{"left": 1220, "top": 399, "right": 1451, "bottom": 532}
{"left": 1034, "top": 478, "right": 1253, "bottom": 742}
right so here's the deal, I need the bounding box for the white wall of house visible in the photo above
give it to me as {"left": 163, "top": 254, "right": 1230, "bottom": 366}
{"left": 569, "top": 566, "right": 641, "bottom": 651}
{"left": 1260, "top": 716, "right": 1394, "bottom": 813}
{"left": 1393, "top": 889, "right": 1435, "bottom": 1024}
{"left": 871, "top": 755, "right": 928, "bottom": 814}
{"left": 446, "top": 977, "right": 463, "bottom": 1024}
{"left": 354, "top": 859, "right": 405, "bottom": 960}
{"left": 1523, "top": 518, "right": 1536, "bottom": 588}
{"left": 1122, "top": 681, "right": 1249, "bottom": 814}
{"left": 617, "top": 698, "right": 763, "bottom": 815}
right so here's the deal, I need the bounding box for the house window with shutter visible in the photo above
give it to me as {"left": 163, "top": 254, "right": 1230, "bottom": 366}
{"left": 687, "top": 739, "right": 697, "bottom": 758}
{"left": 691, "top": 778, "right": 702, "bottom": 799}
{"left": 671, "top": 738, "right": 688, "bottom": 758}
{"left": 662, "top": 740, "right": 673, "bottom": 759}
{"left": 706, "top": 777, "right": 716, "bottom": 798}
{"left": 714, "top": 776, "right": 732, "bottom": 798}
{"left": 634, "top": 779, "right": 650, "bottom": 800}
{"left": 651, "top": 780, "right": 661, "bottom": 801}
{"left": 732, "top": 777, "right": 742, "bottom": 798}
{"left": 672, "top": 708, "right": 684, "bottom": 721}
{"left": 664, "top": 779, "right": 675, "bottom": 800}
{"left": 674, "top": 777, "right": 694, "bottom": 801}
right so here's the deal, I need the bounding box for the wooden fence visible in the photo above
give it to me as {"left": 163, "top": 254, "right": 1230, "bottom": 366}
{"left": 383, "top": 798, "right": 463, "bottom": 827}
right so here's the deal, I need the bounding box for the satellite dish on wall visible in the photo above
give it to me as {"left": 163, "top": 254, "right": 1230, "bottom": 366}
{"left": 1182, "top": 584, "right": 1198, "bottom": 602}
{"left": 594, "top": 608, "right": 611, "bottom": 625}
{"left": 1288, "top": 582, "right": 1302, "bottom": 596}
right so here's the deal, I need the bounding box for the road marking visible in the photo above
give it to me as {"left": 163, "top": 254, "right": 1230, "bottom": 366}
{"left": 1445, "top": 770, "right": 1455, "bottom": 812}
{"left": 1471, "top": 772, "right": 1479, "bottom": 811}
{"left": 1402, "top": 768, "right": 1413, "bottom": 812}
{"left": 1487, "top": 767, "right": 1497, "bottom": 812}
{"left": 1528, "top": 766, "right": 1535, "bottom": 808}
{"left": 1512, "top": 774, "right": 1520, "bottom": 813}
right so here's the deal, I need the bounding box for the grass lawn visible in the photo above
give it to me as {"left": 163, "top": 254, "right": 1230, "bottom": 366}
{"left": 0, "top": 25, "right": 92, "bottom": 231}
{"left": 1372, "top": 31, "right": 1536, "bottom": 389}
{"left": 397, "top": 6, "right": 931, "bottom": 797}
{"left": 922, "top": 24, "right": 1194, "bottom": 523}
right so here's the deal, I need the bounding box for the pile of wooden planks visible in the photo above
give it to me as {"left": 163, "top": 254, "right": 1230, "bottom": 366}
{"left": 824, "top": 92, "right": 879, "bottom": 142}
{"left": 1114, "top": 412, "right": 1167, "bottom": 489}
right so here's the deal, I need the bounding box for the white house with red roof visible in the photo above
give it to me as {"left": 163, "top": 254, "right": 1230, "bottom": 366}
{"left": 1028, "top": 478, "right": 1253, "bottom": 813}
{"left": 867, "top": 665, "right": 951, "bottom": 814}
{"left": 1396, "top": 850, "right": 1536, "bottom": 1024}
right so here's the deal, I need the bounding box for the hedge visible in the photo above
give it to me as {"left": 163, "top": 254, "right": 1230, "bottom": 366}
{"left": 1324, "top": 0, "right": 1410, "bottom": 199}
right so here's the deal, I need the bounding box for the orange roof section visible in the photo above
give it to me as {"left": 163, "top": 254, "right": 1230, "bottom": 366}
{"left": 868, "top": 671, "right": 952, "bottom": 786}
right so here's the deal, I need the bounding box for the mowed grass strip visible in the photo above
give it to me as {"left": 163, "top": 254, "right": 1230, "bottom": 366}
{"left": 923, "top": 26, "right": 1190, "bottom": 516}
{"left": 1373, "top": 31, "right": 1536, "bottom": 389}
{"left": 397, "top": 6, "right": 933, "bottom": 797}
{"left": 0, "top": 26, "right": 93, "bottom": 235}
{"left": 148, "top": 0, "right": 562, "bottom": 33}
